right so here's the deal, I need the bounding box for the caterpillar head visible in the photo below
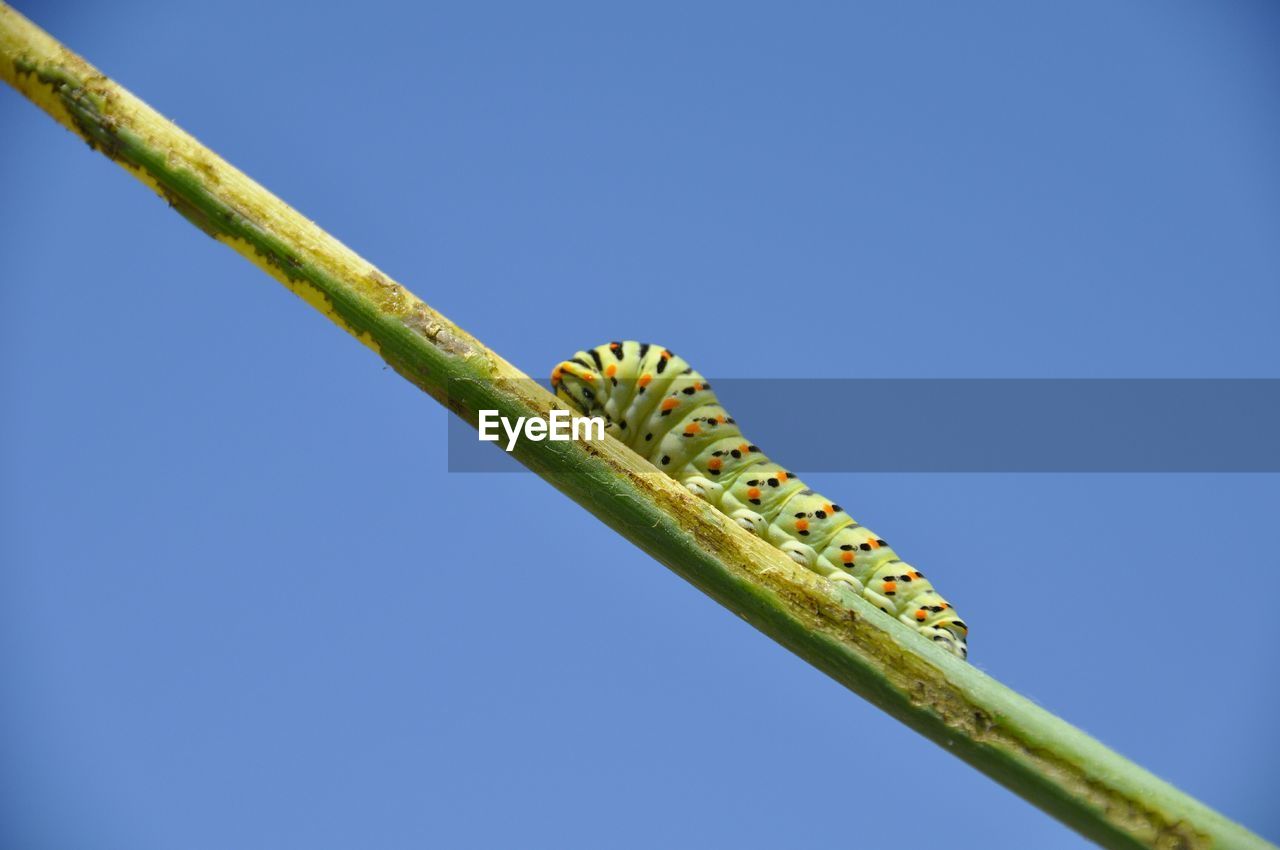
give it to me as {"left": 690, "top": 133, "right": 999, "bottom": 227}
{"left": 551, "top": 359, "right": 607, "bottom": 416}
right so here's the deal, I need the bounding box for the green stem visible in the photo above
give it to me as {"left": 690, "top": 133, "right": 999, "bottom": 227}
{"left": 1, "top": 5, "right": 1270, "bottom": 849}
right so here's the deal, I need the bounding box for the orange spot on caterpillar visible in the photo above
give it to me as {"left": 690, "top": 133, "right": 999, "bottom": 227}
{"left": 747, "top": 487, "right": 761, "bottom": 499}
{"left": 638, "top": 374, "right": 652, "bottom": 387}
{"left": 707, "top": 458, "right": 723, "bottom": 470}
{"left": 823, "top": 503, "right": 834, "bottom": 514}
{"left": 660, "top": 350, "right": 672, "bottom": 359}
{"left": 882, "top": 580, "right": 897, "bottom": 593}
{"left": 605, "top": 364, "right": 617, "bottom": 377}
{"left": 777, "top": 472, "right": 788, "bottom": 483}
{"left": 842, "top": 551, "right": 854, "bottom": 563}
{"left": 582, "top": 373, "right": 595, "bottom": 382}
{"left": 915, "top": 610, "right": 927, "bottom": 621}
{"left": 684, "top": 423, "right": 702, "bottom": 436}
{"left": 661, "top": 398, "right": 680, "bottom": 411}
{"left": 867, "top": 538, "right": 880, "bottom": 548}
{"left": 716, "top": 414, "right": 727, "bottom": 423}
{"left": 609, "top": 342, "right": 621, "bottom": 349}
{"left": 795, "top": 519, "right": 809, "bottom": 531}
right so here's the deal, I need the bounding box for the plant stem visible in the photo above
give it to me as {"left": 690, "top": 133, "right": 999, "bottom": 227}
{"left": 1, "top": 5, "right": 1271, "bottom": 849}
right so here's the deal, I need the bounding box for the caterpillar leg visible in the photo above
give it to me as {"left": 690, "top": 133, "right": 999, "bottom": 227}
{"left": 680, "top": 474, "right": 723, "bottom": 502}
{"left": 919, "top": 624, "right": 968, "bottom": 659}
{"left": 861, "top": 585, "right": 897, "bottom": 616}
{"left": 726, "top": 508, "right": 766, "bottom": 536}
{"left": 820, "top": 568, "right": 863, "bottom": 591}
{"left": 776, "top": 538, "right": 815, "bottom": 567}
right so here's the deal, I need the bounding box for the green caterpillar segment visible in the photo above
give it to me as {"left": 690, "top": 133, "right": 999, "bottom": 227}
{"left": 552, "top": 340, "right": 970, "bottom": 660}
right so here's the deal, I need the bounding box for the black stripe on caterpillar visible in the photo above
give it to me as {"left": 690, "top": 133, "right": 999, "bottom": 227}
{"left": 551, "top": 340, "right": 969, "bottom": 660}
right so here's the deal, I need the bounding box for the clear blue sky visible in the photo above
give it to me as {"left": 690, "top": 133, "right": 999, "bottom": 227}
{"left": 2, "top": 2, "right": 1277, "bottom": 848}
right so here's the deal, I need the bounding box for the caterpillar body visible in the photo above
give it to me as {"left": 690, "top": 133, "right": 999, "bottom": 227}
{"left": 552, "top": 341, "right": 969, "bottom": 660}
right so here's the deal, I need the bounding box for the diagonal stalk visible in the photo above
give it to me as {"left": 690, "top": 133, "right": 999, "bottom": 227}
{"left": 1, "top": 5, "right": 1271, "bottom": 849}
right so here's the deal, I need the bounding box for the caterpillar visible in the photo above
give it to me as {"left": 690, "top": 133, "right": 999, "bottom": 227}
{"left": 551, "top": 341, "right": 969, "bottom": 660}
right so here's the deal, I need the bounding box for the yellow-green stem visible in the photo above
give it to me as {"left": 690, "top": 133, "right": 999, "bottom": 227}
{"left": 1, "top": 5, "right": 1271, "bottom": 849}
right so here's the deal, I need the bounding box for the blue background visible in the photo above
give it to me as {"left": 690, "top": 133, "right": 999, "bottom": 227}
{"left": 2, "top": 2, "right": 1277, "bottom": 847}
